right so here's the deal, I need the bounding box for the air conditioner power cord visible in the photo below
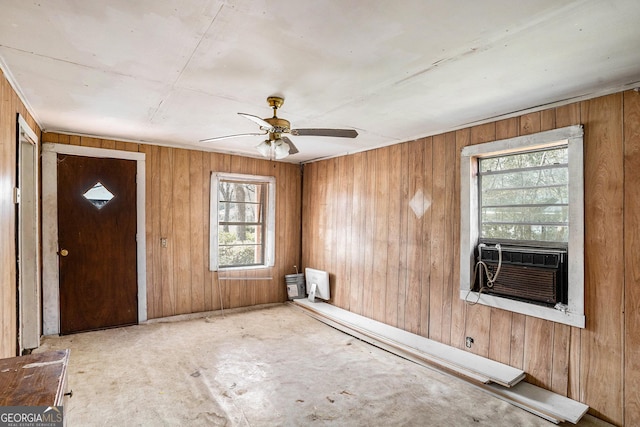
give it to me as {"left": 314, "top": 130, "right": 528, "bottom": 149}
{"left": 464, "top": 243, "right": 502, "bottom": 305}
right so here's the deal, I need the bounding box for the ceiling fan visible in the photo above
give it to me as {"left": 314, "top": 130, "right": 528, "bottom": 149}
{"left": 200, "top": 96, "right": 358, "bottom": 160}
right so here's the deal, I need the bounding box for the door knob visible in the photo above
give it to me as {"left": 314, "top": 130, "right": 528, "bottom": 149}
{"left": 59, "top": 249, "right": 69, "bottom": 257}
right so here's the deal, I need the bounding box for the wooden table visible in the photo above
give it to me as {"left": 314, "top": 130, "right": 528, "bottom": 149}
{"left": 0, "top": 349, "right": 70, "bottom": 407}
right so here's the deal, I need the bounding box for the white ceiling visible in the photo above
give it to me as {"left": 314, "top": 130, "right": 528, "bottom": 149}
{"left": 1, "top": 1, "right": 640, "bottom": 163}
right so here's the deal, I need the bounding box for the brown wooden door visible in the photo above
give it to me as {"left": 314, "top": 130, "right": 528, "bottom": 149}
{"left": 57, "top": 154, "right": 137, "bottom": 334}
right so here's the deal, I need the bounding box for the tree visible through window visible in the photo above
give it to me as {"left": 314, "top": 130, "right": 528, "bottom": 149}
{"left": 209, "top": 173, "right": 275, "bottom": 270}
{"left": 218, "top": 180, "right": 265, "bottom": 267}
{"left": 478, "top": 146, "right": 568, "bottom": 244}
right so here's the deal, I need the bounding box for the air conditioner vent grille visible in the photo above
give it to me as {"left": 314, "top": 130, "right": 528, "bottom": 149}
{"left": 485, "top": 264, "right": 558, "bottom": 304}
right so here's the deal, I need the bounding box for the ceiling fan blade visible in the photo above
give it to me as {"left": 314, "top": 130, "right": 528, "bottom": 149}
{"left": 238, "top": 113, "right": 273, "bottom": 130}
{"left": 291, "top": 128, "right": 358, "bottom": 138}
{"left": 281, "top": 136, "right": 299, "bottom": 155}
{"left": 199, "top": 132, "right": 266, "bottom": 143}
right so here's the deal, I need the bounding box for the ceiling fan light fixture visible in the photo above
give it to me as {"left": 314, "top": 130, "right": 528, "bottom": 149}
{"left": 256, "top": 140, "right": 271, "bottom": 157}
{"left": 255, "top": 138, "right": 290, "bottom": 160}
{"left": 274, "top": 139, "right": 290, "bottom": 160}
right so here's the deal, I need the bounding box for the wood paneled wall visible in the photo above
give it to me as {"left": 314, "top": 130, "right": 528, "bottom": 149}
{"left": 0, "top": 70, "right": 41, "bottom": 357}
{"left": 42, "top": 133, "right": 302, "bottom": 320}
{"left": 301, "top": 90, "right": 640, "bottom": 426}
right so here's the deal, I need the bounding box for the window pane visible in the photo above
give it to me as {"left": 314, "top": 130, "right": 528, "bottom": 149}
{"left": 480, "top": 147, "right": 567, "bottom": 172}
{"left": 219, "top": 225, "right": 262, "bottom": 245}
{"left": 481, "top": 224, "right": 568, "bottom": 242}
{"left": 218, "top": 244, "right": 263, "bottom": 267}
{"left": 82, "top": 181, "right": 115, "bottom": 209}
{"left": 478, "top": 146, "right": 569, "bottom": 244}
{"left": 218, "top": 223, "right": 264, "bottom": 267}
{"left": 480, "top": 167, "right": 568, "bottom": 191}
{"left": 481, "top": 205, "right": 568, "bottom": 224}
{"left": 218, "top": 182, "right": 261, "bottom": 202}
{"left": 218, "top": 202, "right": 261, "bottom": 223}
{"left": 481, "top": 185, "right": 568, "bottom": 206}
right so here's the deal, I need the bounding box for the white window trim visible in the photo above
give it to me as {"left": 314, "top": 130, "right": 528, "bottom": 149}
{"left": 460, "top": 125, "right": 585, "bottom": 328}
{"left": 209, "top": 172, "right": 276, "bottom": 271}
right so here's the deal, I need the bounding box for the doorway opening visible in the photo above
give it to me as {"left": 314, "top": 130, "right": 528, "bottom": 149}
{"left": 41, "top": 143, "right": 146, "bottom": 336}
{"left": 16, "top": 114, "right": 39, "bottom": 353}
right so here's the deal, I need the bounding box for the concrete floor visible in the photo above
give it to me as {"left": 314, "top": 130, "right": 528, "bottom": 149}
{"left": 38, "top": 304, "right": 611, "bottom": 426}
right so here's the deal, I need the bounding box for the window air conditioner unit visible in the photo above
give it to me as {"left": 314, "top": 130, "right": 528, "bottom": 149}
{"left": 476, "top": 245, "right": 568, "bottom": 306}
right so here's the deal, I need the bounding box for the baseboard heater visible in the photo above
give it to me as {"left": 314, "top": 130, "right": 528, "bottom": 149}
{"left": 290, "top": 300, "right": 589, "bottom": 424}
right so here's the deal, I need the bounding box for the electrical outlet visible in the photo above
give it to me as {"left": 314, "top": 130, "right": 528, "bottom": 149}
{"left": 160, "top": 237, "right": 168, "bottom": 248}
{"left": 465, "top": 337, "right": 474, "bottom": 348}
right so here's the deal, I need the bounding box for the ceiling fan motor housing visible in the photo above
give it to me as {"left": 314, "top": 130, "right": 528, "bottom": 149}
{"left": 264, "top": 117, "right": 290, "bottom": 139}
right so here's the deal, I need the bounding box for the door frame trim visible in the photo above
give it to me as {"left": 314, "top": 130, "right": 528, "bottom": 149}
{"left": 17, "top": 114, "right": 40, "bottom": 351}
{"left": 42, "top": 143, "right": 147, "bottom": 335}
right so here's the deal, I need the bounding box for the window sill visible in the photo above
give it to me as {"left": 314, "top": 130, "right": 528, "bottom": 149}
{"left": 217, "top": 265, "right": 272, "bottom": 272}
{"left": 459, "top": 290, "right": 585, "bottom": 328}
{"left": 216, "top": 265, "right": 274, "bottom": 281}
